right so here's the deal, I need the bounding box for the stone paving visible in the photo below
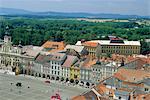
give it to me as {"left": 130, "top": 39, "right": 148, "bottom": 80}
{"left": 0, "top": 73, "right": 89, "bottom": 100}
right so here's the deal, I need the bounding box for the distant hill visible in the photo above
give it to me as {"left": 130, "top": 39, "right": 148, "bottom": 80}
{"left": 0, "top": 8, "right": 149, "bottom": 19}
{"left": 0, "top": 8, "right": 33, "bottom": 15}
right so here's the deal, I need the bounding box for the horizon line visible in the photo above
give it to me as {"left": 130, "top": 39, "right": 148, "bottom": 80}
{"left": 0, "top": 7, "right": 150, "bottom": 17}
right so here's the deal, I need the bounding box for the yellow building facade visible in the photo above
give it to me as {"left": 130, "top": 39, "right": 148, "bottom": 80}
{"left": 70, "top": 64, "right": 80, "bottom": 80}
{"left": 76, "top": 40, "right": 141, "bottom": 56}
{"left": 101, "top": 45, "right": 140, "bottom": 55}
{"left": 82, "top": 41, "right": 99, "bottom": 58}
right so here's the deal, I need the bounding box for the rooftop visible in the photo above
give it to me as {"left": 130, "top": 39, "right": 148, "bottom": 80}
{"left": 35, "top": 54, "right": 50, "bottom": 64}
{"left": 62, "top": 55, "right": 78, "bottom": 68}
{"left": 76, "top": 41, "right": 99, "bottom": 47}
{"left": 91, "top": 40, "right": 141, "bottom": 46}
{"left": 114, "top": 68, "right": 150, "bottom": 83}
{"left": 48, "top": 52, "right": 66, "bottom": 62}
{"left": 82, "top": 58, "right": 97, "bottom": 69}
{"left": 42, "top": 41, "right": 65, "bottom": 52}
{"left": 22, "top": 45, "right": 43, "bottom": 57}
{"left": 65, "top": 45, "right": 85, "bottom": 53}
{"left": 76, "top": 40, "right": 141, "bottom": 46}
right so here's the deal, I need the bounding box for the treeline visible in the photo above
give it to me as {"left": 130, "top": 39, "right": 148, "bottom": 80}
{"left": 0, "top": 18, "right": 150, "bottom": 54}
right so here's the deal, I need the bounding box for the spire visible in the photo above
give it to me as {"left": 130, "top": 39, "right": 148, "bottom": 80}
{"left": 5, "top": 25, "right": 10, "bottom": 36}
{"left": 4, "top": 26, "right": 11, "bottom": 43}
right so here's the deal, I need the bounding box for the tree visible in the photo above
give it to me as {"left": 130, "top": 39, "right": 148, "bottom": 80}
{"left": 70, "top": 79, "right": 74, "bottom": 83}
{"left": 75, "top": 80, "right": 79, "bottom": 84}
{"left": 141, "top": 41, "right": 150, "bottom": 55}
{"left": 86, "top": 82, "right": 90, "bottom": 87}
{"left": 106, "top": 53, "right": 112, "bottom": 58}
{"left": 61, "top": 77, "right": 64, "bottom": 81}
{"left": 1, "top": 18, "right": 149, "bottom": 47}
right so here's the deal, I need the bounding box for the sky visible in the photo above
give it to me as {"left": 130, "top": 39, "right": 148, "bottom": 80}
{"left": 0, "top": 0, "right": 150, "bottom": 16}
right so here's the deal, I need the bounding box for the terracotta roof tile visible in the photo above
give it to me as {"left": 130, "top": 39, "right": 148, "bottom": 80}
{"left": 135, "top": 94, "right": 150, "bottom": 100}
{"left": 95, "top": 84, "right": 114, "bottom": 96}
{"left": 42, "top": 41, "right": 65, "bottom": 52}
{"left": 71, "top": 95, "right": 86, "bottom": 100}
{"left": 82, "top": 59, "right": 97, "bottom": 68}
{"left": 82, "top": 41, "right": 98, "bottom": 47}
{"left": 114, "top": 68, "right": 150, "bottom": 82}
{"left": 114, "top": 72, "right": 126, "bottom": 81}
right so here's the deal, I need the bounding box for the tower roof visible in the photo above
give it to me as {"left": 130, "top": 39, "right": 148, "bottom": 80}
{"left": 5, "top": 26, "right": 10, "bottom": 36}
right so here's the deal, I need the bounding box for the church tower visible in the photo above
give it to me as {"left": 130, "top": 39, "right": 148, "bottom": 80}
{"left": 4, "top": 26, "right": 11, "bottom": 43}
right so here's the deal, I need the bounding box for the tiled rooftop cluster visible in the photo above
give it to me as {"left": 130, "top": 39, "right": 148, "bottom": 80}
{"left": 1, "top": 34, "right": 149, "bottom": 100}
{"left": 72, "top": 67, "right": 150, "bottom": 100}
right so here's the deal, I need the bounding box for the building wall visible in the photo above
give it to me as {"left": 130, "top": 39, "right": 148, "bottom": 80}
{"left": 101, "top": 45, "right": 140, "bottom": 55}
{"left": 70, "top": 66, "right": 80, "bottom": 80}
{"left": 84, "top": 46, "right": 97, "bottom": 58}
{"left": 50, "top": 60, "right": 62, "bottom": 78}
{"left": 32, "top": 62, "right": 43, "bottom": 74}
{"left": 80, "top": 68, "right": 92, "bottom": 83}
{"left": 91, "top": 64, "right": 117, "bottom": 84}
{"left": 62, "top": 67, "right": 70, "bottom": 79}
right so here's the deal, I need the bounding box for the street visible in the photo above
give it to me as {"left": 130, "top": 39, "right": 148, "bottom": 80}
{"left": 0, "top": 73, "right": 89, "bottom": 100}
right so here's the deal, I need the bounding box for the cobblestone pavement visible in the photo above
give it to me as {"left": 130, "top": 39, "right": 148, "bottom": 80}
{"left": 0, "top": 73, "right": 89, "bottom": 100}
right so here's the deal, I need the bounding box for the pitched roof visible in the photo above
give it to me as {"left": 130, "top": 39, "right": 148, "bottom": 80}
{"left": 42, "top": 41, "right": 65, "bottom": 52}
{"left": 82, "top": 41, "right": 98, "bottom": 47}
{"left": 48, "top": 53, "right": 66, "bottom": 62}
{"left": 62, "top": 55, "right": 78, "bottom": 68}
{"left": 82, "top": 58, "right": 97, "bottom": 68}
{"left": 134, "top": 94, "right": 150, "bottom": 100}
{"left": 114, "top": 68, "right": 150, "bottom": 83}
{"left": 95, "top": 84, "right": 114, "bottom": 96}
{"left": 65, "top": 45, "right": 85, "bottom": 53}
{"left": 22, "top": 45, "right": 43, "bottom": 57}
{"left": 72, "top": 95, "right": 86, "bottom": 100}
{"left": 35, "top": 54, "right": 50, "bottom": 64}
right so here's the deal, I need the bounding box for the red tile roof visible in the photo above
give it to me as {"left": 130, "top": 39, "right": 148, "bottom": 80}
{"left": 82, "top": 58, "right": 97, "bottom": 68}
{"left": 42, "top": 41, "right": 65, "bottom": 52}
{"left": 82, "top": 41, "right": 98, "bottom": 47}
{"left": 114, "top": 68, "right": 150, "bottom": 82}
{"left": 71, "top": 95, "right": 86, "bottom": 100}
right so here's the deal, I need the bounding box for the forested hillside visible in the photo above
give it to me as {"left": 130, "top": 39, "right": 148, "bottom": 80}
{"left": 0, "top": 18, "right": 150, "bottom": 54}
